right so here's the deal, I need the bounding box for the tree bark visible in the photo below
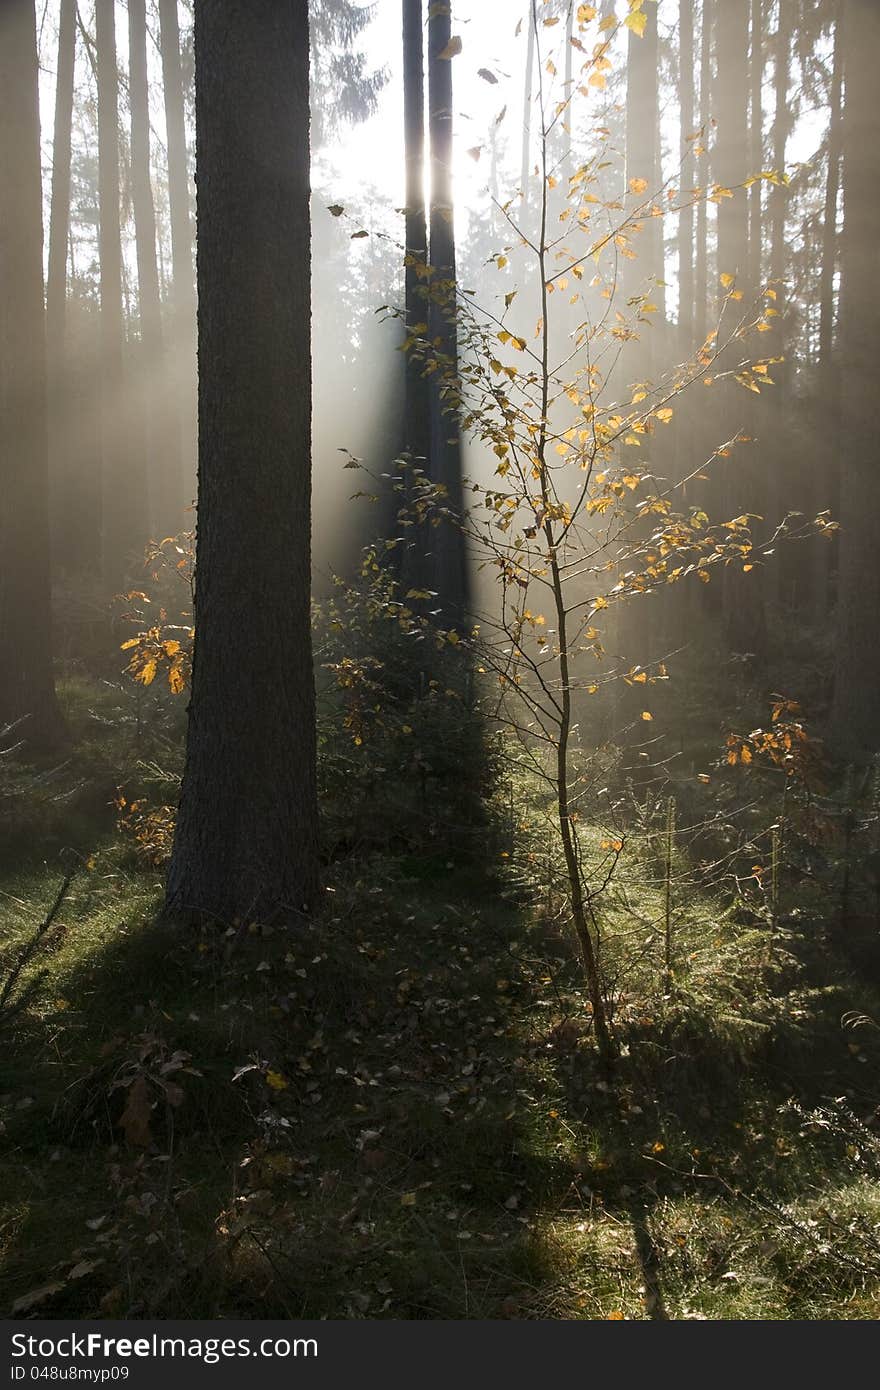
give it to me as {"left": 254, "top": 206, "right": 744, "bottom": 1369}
{"left": 401, "top": 0, "right": 431, "bottom": 591}
{"left": 830, "top": 0, "right": 880, "bottom": 757}
{"left": 678, "top": 0, "right": 695, "bottom": 354}
{"left": 46, "top": 0, "right": 76, "bottom": 573}
{"left": 166, "top": 0, "right": 320, "bottom": 923}
{"left": 694, "top": 0, "right": 712, "bottom": 347}
{"left": 96, "top": 0, "right": 141, "bottom": 585}
{"left": 0, "top": 0, "right": 64, "bottom": 747}
{"left": 815, "top": 0, "right": 843, "bottom": 621}
{"left": 158, "top": 0, "right": 196, "bottom": 520}
{"left": 129, "top": 0, "right": 167, "bottom": 540}
{"left": 427, "top": 0, "right": 468, "bottom": 629}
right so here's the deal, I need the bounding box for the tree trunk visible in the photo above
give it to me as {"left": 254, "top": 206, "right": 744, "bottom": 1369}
{"left": 625, "top": 1, "right": 664, "bottom": 330}
{"left": 401, "top": 0, "right": 430, "bottom": 591}
{"left": 815, "top": 0, "right": 843, "bottom": 621}
{"left": 427, "top": 0, "right": 468, "bottom": 629}
{"left": 714, "top": 0, "right": 760, "bottom": 649}
{"left": 768, "top": 0, "right": 792, "bottom": 610}
{"left": 694, "top": 0, "right": 712, "bottom": 347}
{"left": 747, "top": 0, "right": 763, "bottom": 301}
{"left": 830, "top": 0, "right": 880, "bottom": 757}
{"left": 0, "top": 0, "right": 64, "bottom": 747}
{"left": 166, "top": 0, "right": 319, "bottom": 923}
{"left": 96, "top": 0, "right": 141, "bottom": 586}
{"left": 521, "top": 1, "right": 535, "bottom": 195}
{"left": 46, "top": 0, "right": 76, "bottom": 574}
{"left": 129, "top": 0, "right": 169, "bottom": 541}
{"left": 158, "top": 0, "right": 196, "bottom": 520}
{"left": 678, "top": 0, "right": 695, "bottom": 355}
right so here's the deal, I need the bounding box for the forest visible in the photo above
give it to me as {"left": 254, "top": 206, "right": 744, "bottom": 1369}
{"left": 0, "top": 0, "right": 879, "bottom": 1325}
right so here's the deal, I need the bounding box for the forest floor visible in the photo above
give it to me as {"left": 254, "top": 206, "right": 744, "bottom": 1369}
{"left": 2, "top": 677, "right": 880, "bottom": 1320}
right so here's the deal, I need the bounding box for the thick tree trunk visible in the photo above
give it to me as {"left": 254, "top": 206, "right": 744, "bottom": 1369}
{"left": 129, "top": 0, "right": 169, "bottom": 540}
{"left": 0, "top": 1, "right": 64, "bottom": 747}
{"left": 166, "top": 0, "right": 319, "bottom": 923}
{"left": 46, "top": 0, "right": 76, "bottom": 573}
{"left": 427, "top": 0, "right": 468, "bottom": 629}
{"left": 158, "top": 0, "right": 196, "bottom": 519}
{"left": 830, "top": 0, "right": 880, "bottom": 757}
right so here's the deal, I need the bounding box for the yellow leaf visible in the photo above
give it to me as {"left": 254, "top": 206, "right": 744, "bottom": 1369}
{"left": 624, "top": 10, "right": 647, "bottom": 36}
{"left": 720, "top": 271, "right": 735, "bottom": 288}
{"left": 577, "top": 3, "right": 597, "bottom": 20}
{"left": 629, "top": 176, "right": 649, "bottom": 195}
{"left": 137, "top": 659, "right": 157, "bottom": 687}
{"left": 655, "top": 407, "right": 673, "bottom": 423}
{"left": 641, "top": 711, "right": 653, "bottom": 721}
{"left": 266, "top": 1070, "right": 288, "bottom": 1091}
{"left": 437, "top": 35, "right": 462, "bottom": 59}
{"left": 400, "top": 1191, "right": 417, "bottom": 1207}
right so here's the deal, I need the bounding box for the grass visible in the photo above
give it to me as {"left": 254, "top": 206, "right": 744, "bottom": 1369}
{"left": 1, "top": 678, "right": 879, "bottom": 1319}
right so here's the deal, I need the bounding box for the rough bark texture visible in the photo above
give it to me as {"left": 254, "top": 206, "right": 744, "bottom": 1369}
{"left": 165, "top": 0, "right": 319, "bottom": 924}
{"left": 830, "top": 0, "right": 880, "bottom": 757}
{"left": 128, "top": 0, "right": 167, "bottom": 538}
{"left": 158, "top": 0, "right": 196, "bottom": 517}
{"left": 0, "top": 0, "right": 64, "bottom": 746}
{"left": 427, "top": 0, "right": 468, "bottom": 629}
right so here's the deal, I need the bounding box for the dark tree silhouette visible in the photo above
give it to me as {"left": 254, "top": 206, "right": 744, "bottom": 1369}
{"left": 0, "top": 0, "right": 64, "bottom": 747}
{"left": 166, "top": 0, "right": 319, "bottom": 924}
{"left": 831, "top": 0, "right": 880, "bottom": 756}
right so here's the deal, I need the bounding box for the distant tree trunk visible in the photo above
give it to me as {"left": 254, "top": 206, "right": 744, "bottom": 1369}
{"left": 678, "top": 0, "right": 695, "bottom": 355}
{"left": 158, "top": 0, "right": 196, "bottom": 519}
{"left": 768, "top": 0, "right": 792, "bottom": 609}
{"left": 714, "top": 0, "right": 760, "bottom": 649}
{"left": 46, "top": 0, "right": 76, "bottom": 573}
{"left": 815, "top": 0, "right": 843, "bottom": 622}
{"left": 830, "top": 0, "right": 880, "bottom": 757}
{"left": 694, "top": 0, "right": 712, "bottom": 347}
{"left": 819, "top": 4, "right": 843, "bottom": 370}
{"left": 427, "top": 0, "right": 468, "bottom": 628}
{"left": 521, "top": 1, "right": 535, "bottom": 195}
{"left": 129, "top": 0, "right": 168, "bottom": 539}
{"left": 0, "top": 0, "right": 64, "bottom": 747}
{"left": 624, "top": 1, "right": 664, "bottom": 329}
{"left": 562, "top": 0, "right": 574, "bottom": 182}
{"left": 769, "top": 1, "right": 791, "bottom": 366}
{"left": 401, "top": 0, "right": 430, "bottom": 591}
{"left": 96, "top": 0, "right": 140, "bottom": 585}
{"left": 166, "top": 0, "right": 319, "bottom": 923}
{"left": 747, "top": 0, "right": 763, "bottom": 299}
